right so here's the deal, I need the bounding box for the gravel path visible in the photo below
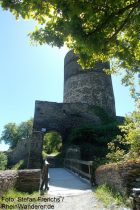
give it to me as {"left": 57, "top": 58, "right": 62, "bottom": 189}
{"left": 40, "top": 191, "right": 130, "bottom": 210}
{"left": 48, "top": 191, "right": 107, "bottom": 210}
{"left": 40, "top": 168, "right": 131, "bottom": 210}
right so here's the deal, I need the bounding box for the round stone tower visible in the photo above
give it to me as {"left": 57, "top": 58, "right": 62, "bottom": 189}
{"left": 63, "top": 50, "right": 116, "bottom": 117}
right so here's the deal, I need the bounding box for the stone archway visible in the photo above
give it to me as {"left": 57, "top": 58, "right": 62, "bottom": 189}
{"left": 28, "top": 51, "right": 117, "bottom": 169}
{"left": 28, "top": 101, "right": 105, "bottom": 169}
{"left": 42, "top": 130, "right": 63, "bottom": 157}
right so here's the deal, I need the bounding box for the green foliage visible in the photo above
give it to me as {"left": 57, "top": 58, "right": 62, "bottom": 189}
{"left": 0, "top": 118, "right": 33, "bottom": 149}
{"left": 0, "top": 189, "right": 39, "bottom": 206}
{"left": 11, "top": 160, "right": 24, "bottom": 170}
{"left": 0, "top": 123, "right": 18, "bottom": 149}
{"left": 93, "top": 106, "right": 113, "bottom": 124}
{"left": 107, "top": 103, "right": 140, "bottom": 162}
{"left": 42, "top": 150, "right": 47, "bottom": 160}
{"left": 106, "top": 136, "right": 126, "bottom": 163}
{"left": 0, "top": 0, "right": 139, "bottom": 93}
{"left": 43, "top": 131, "right": 62, "bottom": 155}
{"left": 67, "top": 123, "right": 121, "bottom": 160}
{"left": 0, "top": 152, "right": 7, "bottom": 170}
{"left": 17, "top": 119, "right": 33, "bottom": 140}
{"left": 95, "top": 184, "right": 125, "bottom": 207}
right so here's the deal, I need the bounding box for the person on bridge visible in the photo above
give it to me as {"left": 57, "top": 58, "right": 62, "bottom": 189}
{"left": 40, "top": 158, "right": 49, "bottom": 193}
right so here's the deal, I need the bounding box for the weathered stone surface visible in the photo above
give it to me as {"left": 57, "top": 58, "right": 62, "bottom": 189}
{"left": 6, "top": 138, "right": 30, "bottom": 168}
{"left": 0, "top": 170, "right": 41, "bottom": 195}
{"left": 28, "top": 50, "right": 117, "bottom": 169}
{"left": 33, "top": 101, "right": 103, "bottom": 134}
{"left": 131, "top": 188, "right": 140, "bottom": 209}
{"left": 0, "top": 170, "right": 18, "bottom": 196}
{"left": 16, "top": 169, "right": 41, "bottom": 193}
{"left": 64, "top": 50, "right": 116, "bottom": 117}
{"left": 95, "top": 161, "right": 140, "bottom": 196}
{"left": 29, "top": 101, "right": 108, "bottom": 168}
{"left": 28, "top": 132, "right": 43, "bottom": 169}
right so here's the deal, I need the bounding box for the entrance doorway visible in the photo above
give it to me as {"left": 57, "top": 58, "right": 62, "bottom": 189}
{"left": 42, "top": 131, "right": 62, "bottom": 159}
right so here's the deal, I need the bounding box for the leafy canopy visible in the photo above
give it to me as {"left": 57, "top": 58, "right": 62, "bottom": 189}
{"left": 0, "top": 1, "right": 140, "bottom": 80}
{"left": 0, "top": 119, "right": 33, "bottom": 149}
{"left": 43, "top": 131, "right": 62, "bottom": 155}
{"left": 107, "top": 100, "right": 140, "bottom": 162}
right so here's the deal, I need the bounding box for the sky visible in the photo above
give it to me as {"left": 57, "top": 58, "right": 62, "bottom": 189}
{"left": 0, "top": 8, "right": 136, "bottom": 151}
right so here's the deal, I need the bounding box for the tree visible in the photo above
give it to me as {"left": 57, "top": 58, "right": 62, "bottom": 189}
{"left": 0, "top": 0, "right": 139, "bottom": 90}
{"left": 107, "top": 100, "right": 140, "bottom": 162}
{"left": 0, "top": 118, "right": 33, "bottom": 149}
{"left": 0, "top": 152, "right": 7, "bottom": 170}
{"left": 0, "top": 123, "right": 18, "bottom": 149}
{"left": 43, "top": 131, "right": 62, "bottom": 155}
{"left": 17, "top": 119, "right": 33, "bottom": 140}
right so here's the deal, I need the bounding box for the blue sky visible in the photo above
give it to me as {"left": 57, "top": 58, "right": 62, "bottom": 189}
{"left": 0, "top": 8, "right": 136, "bottom": 151}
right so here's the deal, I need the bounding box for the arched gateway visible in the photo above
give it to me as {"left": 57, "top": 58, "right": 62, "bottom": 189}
{"left": 28, "top": 51, "right": 116, "bottom": 169}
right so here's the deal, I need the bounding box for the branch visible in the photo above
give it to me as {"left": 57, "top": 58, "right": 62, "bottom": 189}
{"left": 115, "top": 1, "right": 140, "bottom": 16}
{"left": 108, "top": 6, "right": 136, "bottom": 42}
{"left": 87, "top": 1, "right": 140, "bottom": 37}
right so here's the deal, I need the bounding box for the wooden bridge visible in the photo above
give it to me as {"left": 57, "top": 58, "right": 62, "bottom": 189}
{"left": 48, "top": 168, "right": 92, "bottom": 196}
{"left": 41, "top": 158, "right": 94, "bottom": 196}
{"left": 39, "top": 159, "right": 110, "bottom": 210}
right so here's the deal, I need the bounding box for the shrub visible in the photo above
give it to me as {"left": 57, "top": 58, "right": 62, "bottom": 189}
{"left": 0, "top": 152, "right": 7, "bottom": 170}
{"left": 43, "top": 131, "right": 62, "bottom": 155}
{"left": 106, "top": 108, "right": 140, "bottom": 163}
{"left": 11, "top": 160, "right": 24, "bottom": 170}
{"left": 0, "top": 189, "right": 39, "bottom": 206}
{"left": 67, "top": 123, "right": 121, "bottom": 160}
{"left": 95, "top": 184, "right": 125, "bottom": 207}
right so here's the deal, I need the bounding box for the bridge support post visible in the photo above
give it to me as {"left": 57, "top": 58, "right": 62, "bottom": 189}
{"left": 27, "top": 131, "right": 43, "bottom": 169}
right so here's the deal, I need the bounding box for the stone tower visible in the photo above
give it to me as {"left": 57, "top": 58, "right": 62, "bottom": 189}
{"left": 64, "top": 50, "right": 116, "bottom": 117}
{"left": 28, "top": 51, "right": 116, "bottom": 168}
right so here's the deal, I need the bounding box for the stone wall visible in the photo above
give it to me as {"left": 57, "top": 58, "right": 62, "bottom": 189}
{"left": 95, "top": 160, "right": 140, "bottom": 196}
{"left": 6, "top": 138, "right": 30, "bottom": 168}
{"left": 0, "top": 169, "right": 41, "bottom": 196}
{"left": 33, "top": 101, "right": 109, "bottom": 135}
{"left": 0, "top": 170, "right": 18, "bottom": 196}
{"left": 29, "top": 50, "right": 117, "bottom": 168}
{"left": 64, "top": 50, "right": 116, "bottom": 118}
{"left": 16, "top": 169, "right": 41, "bottom": 193}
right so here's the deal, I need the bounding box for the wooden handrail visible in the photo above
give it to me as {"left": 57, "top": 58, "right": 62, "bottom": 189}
{"left": 64, "top": 158, "right": 93, "bottom": 165}
{"left": 64, "top": 158, "right": 93, "bottom": 184}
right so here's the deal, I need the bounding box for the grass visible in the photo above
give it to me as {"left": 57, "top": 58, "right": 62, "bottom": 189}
{"left": 95, "top": 184, "right": 126, "bottom": 207}
{"left": 0, "top": 189, "right": 39, "bottom": 206}
{"left": 11, "top": 160, "right": 24, "bottom": 170}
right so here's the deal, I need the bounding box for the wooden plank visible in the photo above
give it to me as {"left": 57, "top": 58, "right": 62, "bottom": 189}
{"left": 66, "top": 165, "right": 91, "bottom": 179}
{"left": 64, "top": 158, "right": 93, "bottom": 166}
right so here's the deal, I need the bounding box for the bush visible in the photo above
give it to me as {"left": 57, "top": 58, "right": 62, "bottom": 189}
{"left": 11, "top": 160, "right": 24, "bottom": 170}
{"left": 43, "top": 131, "right": 62, "bottom": 154}
{"left": 0, "top": 152, "right": 7, "bottom": 170}
{"left": 106, "top": 109, "right": 140, "bottom": 163}
{"left": 95, "top": 184, "right": 125, "bottom": 207}
{"left": 67, "top": 123, "right": 120, "bottom": 160}
{"left": 0, "top": 189, "right": 39, "bottom": 206}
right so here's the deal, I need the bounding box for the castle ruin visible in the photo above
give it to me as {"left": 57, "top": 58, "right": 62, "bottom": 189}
{"left": 28, "top": 50, "right": 116, "bottom": 168}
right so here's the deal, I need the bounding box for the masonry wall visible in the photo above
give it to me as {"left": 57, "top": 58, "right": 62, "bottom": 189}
{"left": 95, "top": 160, "right": 140, "bottom": 196}
{"left": 0, "top": 170, "right": 18, "bottom": 196}
{"left": 64, "top": 50, "right": 116, "bottom": 118}
{"left": 7, "top": 138, "right": 30, "bottom": 168}
{"left": 0, "top": 169, "right": 41, "bottom": 196}
{"left": 33, "top": 101, "right": 103, "bottom": 135}
{"left": 16, "top": 169, "right": 41, "bottom": 193}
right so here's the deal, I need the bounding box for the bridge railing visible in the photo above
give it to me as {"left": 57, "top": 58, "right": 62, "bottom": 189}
{"left": 63, "top": 158, "right": 93, "bottom": 184}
